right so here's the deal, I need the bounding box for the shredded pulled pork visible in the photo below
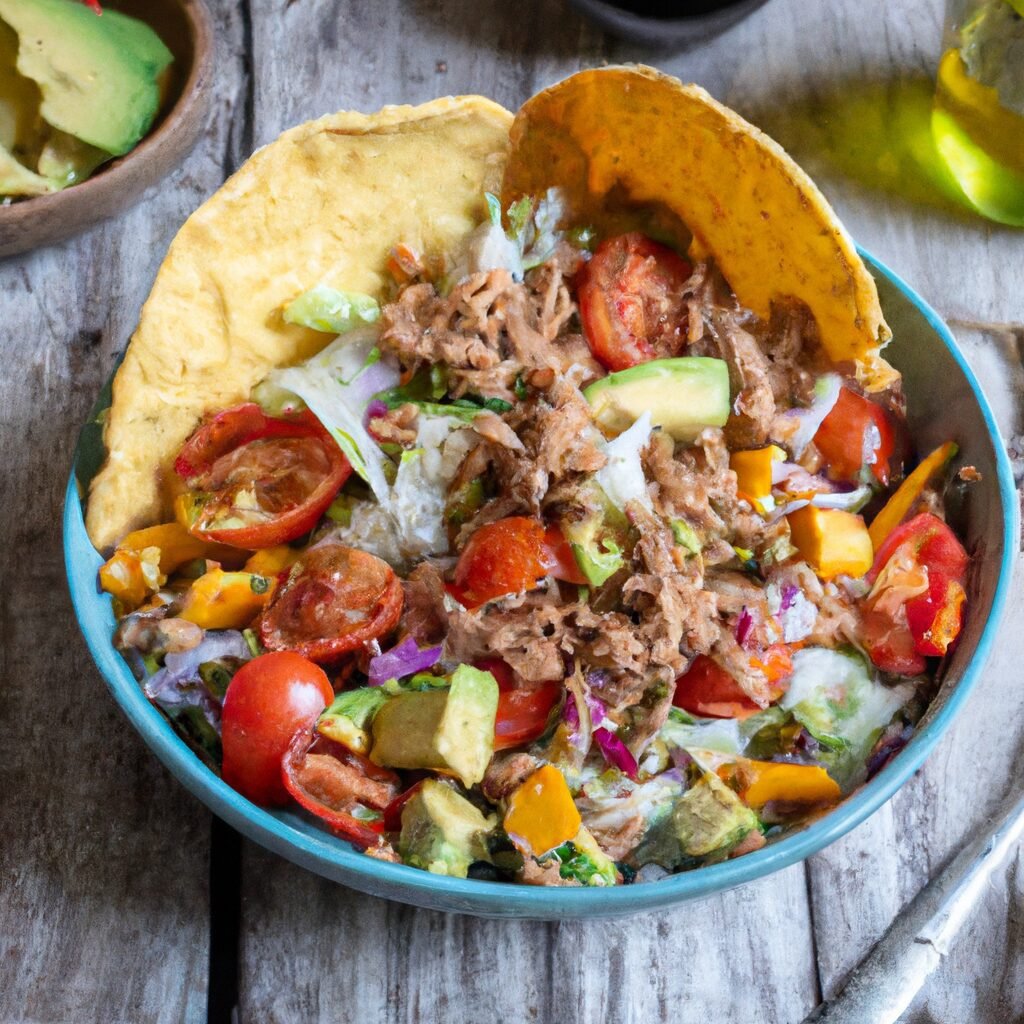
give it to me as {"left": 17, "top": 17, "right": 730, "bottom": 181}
{"left": 379, "top": 264, "right": 601, "bottom": 402}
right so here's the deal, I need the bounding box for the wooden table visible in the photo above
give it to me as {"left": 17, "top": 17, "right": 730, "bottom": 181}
{"left": 3, "top": 0, "right": 1022, "bottom": 1020}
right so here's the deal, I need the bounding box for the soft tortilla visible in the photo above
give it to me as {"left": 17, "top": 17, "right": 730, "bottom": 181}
{"left": 501, "top": 66, "right": 896, "bottom": 390}
{"left": 86, "top": 97, "right": 513, "bottom": 551}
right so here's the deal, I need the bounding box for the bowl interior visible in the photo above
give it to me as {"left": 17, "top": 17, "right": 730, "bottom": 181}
{"left": 64, "top": 251, "right": 1017, "bottom": 919}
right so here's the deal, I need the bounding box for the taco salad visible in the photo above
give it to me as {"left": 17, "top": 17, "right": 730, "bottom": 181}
{"left": 86, "top": 68, "right": 972, "bottom": 887}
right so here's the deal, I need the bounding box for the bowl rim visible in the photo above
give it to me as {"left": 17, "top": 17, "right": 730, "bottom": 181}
{"left": 62, "top": 248, "right": 1019, "bottom": 917}
{"left": 0, "top": 0, "right": 214, "bottom": 223}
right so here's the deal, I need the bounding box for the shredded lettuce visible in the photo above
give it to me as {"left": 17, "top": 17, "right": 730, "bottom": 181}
{"left": 595, "top": 411, "right": 653, "bottom": 512}
{"left": 781, "top": 647, "right": 915, "bottom": 788}
{"left": 283, "top": 284, "right": 380, "bottom": 334}
{"left": 262, "top": 329, "right": 398, "bottom": 504}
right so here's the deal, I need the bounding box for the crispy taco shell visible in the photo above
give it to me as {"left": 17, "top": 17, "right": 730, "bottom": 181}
{"left": 501, "top": 65, "right": 895, "bottom": 390}
{"left": 86, "top": 97, "right": 512, "bottom": 550}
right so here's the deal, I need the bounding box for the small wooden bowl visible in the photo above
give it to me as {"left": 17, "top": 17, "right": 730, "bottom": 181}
{"left": 0, "top": 0, "right": 214, "bottom": 261}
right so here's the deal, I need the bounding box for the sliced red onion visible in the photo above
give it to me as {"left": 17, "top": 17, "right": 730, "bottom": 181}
{"left": 810, "top": 484, "right": 873, "bottom": 513}
{"left": 785, "top": 374, "right": 842, "bottom": 456}
{"left": 594, "top": 727, "right": 638, "bottom": 779}
{"left": 144, "top": 630, "right": 251, "bottom": 705}
{"left": 565, "top": 690, "right": 607, "bottom": 746}
{"left": 367, "top": 635, "right": 442, "bottom": 686}
{"left": 363, "top": 398, "right": 388, "bottom": 427}
{"left": 735, "top": 606, "right": 755, "bottom": 648}
{"left": 347, "top": 355, "right": 401, "bottom": 409}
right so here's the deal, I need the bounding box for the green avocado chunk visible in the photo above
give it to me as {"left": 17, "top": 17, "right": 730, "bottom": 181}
{"left": 369, "top": 665, "right": 499, "bottom": 787}
{"left": 398, "top": 779, "right": 497, "bottom": 878}
{"left": 0, "top": 0, "right": 173, "bottom": 156}
{"left": 673, "top": 770, "right": 759, "bottom": 858}
{"left": 583, "top": 357, "right": 730, "bottom": 442}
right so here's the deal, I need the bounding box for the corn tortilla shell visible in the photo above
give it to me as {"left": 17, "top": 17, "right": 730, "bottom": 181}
{"left": 86, "top": 97, "right": 513, "bottom": 551}
{"left": 501, "top": 65, "right": 895, "bottom": 389}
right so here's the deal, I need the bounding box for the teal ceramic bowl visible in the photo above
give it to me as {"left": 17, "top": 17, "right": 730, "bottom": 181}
{"left": 64, "top": 250, "right": 1018, "bottom": 918}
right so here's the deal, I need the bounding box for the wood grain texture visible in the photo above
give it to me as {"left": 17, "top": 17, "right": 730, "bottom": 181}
{"left": 0, "top": 5, "right": 248, "bottom": 1022}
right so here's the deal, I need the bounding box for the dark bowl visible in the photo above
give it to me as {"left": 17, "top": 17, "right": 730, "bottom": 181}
{"left": 568, "top": 0, "right": 771, "bottom": 46}
{"left": 0, "top": 0, "right": 214, "bottom": 260}
{"left": 63, "top": 250, "right": 1018, "bottom": 919}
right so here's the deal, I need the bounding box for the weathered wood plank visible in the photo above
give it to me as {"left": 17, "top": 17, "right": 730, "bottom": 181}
{"left": 0, "top": 6, "right": 248, "bottom": 1022}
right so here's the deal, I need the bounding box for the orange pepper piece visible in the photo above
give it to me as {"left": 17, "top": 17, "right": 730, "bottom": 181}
{"left": 503, "top": 764, "right": 581, "bottom": 858}
{"left": 868, "top": 441, "right": 958, "bottom": 551}
{"left": 787, "top": 506, "right": 873, "bottom": 580}
{"left": 723, "top": 758, "right": 841, "bottom": 809}
{"left": 178, "top": 570, "right": 271, "bottom": 630}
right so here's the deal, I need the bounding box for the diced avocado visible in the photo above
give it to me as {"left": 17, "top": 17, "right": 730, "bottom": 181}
{"left": 0, "top": 141, "right": 52, "bottom": 196}
{"left": 550, "top": 827, "right": 618, "bottom": 886}
{"left": 398, "top": 779, "right": 497, "bottom": 878}
{"left": 0, "top": 0, "right": 173, "bottom": 156}
{"left": 583, "top": 357, "right": 730, "bottom": 442}
{"left": 317, "top": 687, "right": 389, "bottom": 755}
{"left": 35, "top": 129, "right": 107, "bottom": 188}
{"left": 0, "top": 18, "right": 41, "bottom": 154}
{"left": 564, "top": 517, "right": 623, "bottom": 587}
{"left": 673, "top": 770, "right": 759, "bottom": 858}
{"left": 369, "top": 665, "right": 499, "bottom": 786}
{"left": 560, "top": 482, "right": 630, "bottom": 587}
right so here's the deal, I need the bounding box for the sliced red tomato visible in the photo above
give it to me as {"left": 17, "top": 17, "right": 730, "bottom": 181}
{"left": 221, "top": 651, "right": 334, "bottom": 806}
{"left": 382, "top": 780, "right": 426, "bottom": 832}
{"left": 451, "top": 517, "right": 580, "bottom": 608}
{"left": 174, "top": 403, "right": 350, "bottom": 549}
{"left": 541, "top": 524, "right": 588, "bottom": 585}
{"left": 282, "top": 730, "right": 401, "bottom": 848}
{"left": 673, "top": 655, "right": 761, "bottom": 720}
{"left": 861, "top": 606, "right": 928, "bottom": 675}
{"left": 813, "top": 387, "right": 896, "bottom": 485}
{"left": 863, "top": 513, "right": 969, "bottom": 669}
{"left": 577, "top": 232, "right": 692, "bottom": 371}
{"left": 475, "top": 658, "right": 561, "bottom": 750}
{"left": 259, "top": 542, "right": 403, "bottom": 664}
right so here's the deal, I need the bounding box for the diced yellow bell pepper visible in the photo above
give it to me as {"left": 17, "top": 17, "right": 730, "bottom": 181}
{"left": 177, "top": 569, "right": 271, "bottom": 630}
{"left": 731, "top": 445, "right": 786, "bottom": 513}
{"left": 787, "top": 506, "right": 873, "bottom": 580}
{"left": 244, "top": 545, "right": 300, "bottom": 578}
{"left": 868, "top": 441, "right": 958, "bottom": 551}
{"left": 99, "top": 547, "right": 162, "bottom": 610}
{"left": 503, "top": 764, "right": 582, "bottom": 858}
{"left": 722, "top": 758, "right": 841, "bottom": 809}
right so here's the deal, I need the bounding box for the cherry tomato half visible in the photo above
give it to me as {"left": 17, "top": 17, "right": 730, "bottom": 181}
{"left": 813, "top": 387, "right": 896, "bottom": 486}
{"left": 221, "top": 651, "right": 334, "bottom": 806}
{"left": 175, "top": 403, "right": 351, "bottom": 549}
{"left": 282, "top": 731, "right": 401, "bottom": 848}
{"left": 259, "top": 542, "right": 404, "bottom": 665}
{"left": 673, "top": 655, "right": 761, "bottom": 720}
{"left": 864, "top": 513, "right": 969, "bottom": 666}
{"left": 475, "top": 658, "right": 562, "bottom": 750}
{"left": 577, "top": 232, "right": 692, "bottom": 372}
{"left": 451, "top": 517, "right": 583, "bottom": 609}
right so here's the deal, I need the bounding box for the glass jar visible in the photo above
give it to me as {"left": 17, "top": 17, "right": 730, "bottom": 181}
{"left": 932, "top": 0, "right": 1024, "bottom": 225}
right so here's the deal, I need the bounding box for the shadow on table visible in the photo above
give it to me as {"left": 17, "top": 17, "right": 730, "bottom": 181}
{"left": 735, "top": 73, "right": 981, "bottom": 225}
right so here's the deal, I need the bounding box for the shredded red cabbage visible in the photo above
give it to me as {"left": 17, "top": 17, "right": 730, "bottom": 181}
{"left": 367, "top": 635, "right": 442, "bottom": 686}
{"left": 735, "top": 606, "right": 755, "bottom": 648}
{"left": 781, "top": 584, "right": 799, "bottom": 612}
{"left": 594, "top": 727, "right": 638, "bottom": 779}
{"left": 363, "top": 398, "right": 389, "bottom": 427}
